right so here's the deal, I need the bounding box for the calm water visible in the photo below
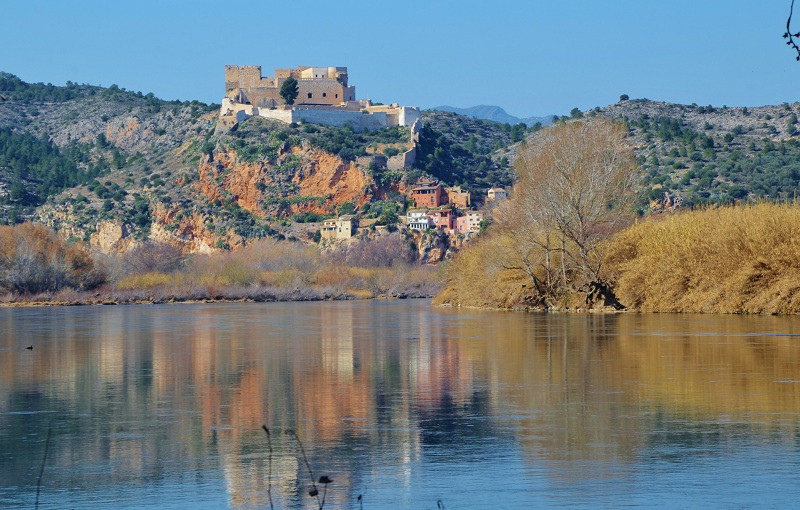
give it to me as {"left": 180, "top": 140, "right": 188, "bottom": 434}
{"left": 1, "top": 300, "right": 799, "bottom": 509}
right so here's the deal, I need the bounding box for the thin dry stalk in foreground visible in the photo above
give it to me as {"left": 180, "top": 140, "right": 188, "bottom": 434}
{"left": 261, "top": 426, "right": 274, "bottom": 510}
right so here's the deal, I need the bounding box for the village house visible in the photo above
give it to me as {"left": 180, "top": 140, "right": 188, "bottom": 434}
{"left": 455, "top": 210, "right": 484, "bottom": 235}
{"left": 487, "top": 187, "right": 508, "bottom": 202}
{"left": 411, "top": 181, "right": 444, "bottom": 209}
{"left": 411, "top": 180, "right": 476, "bottom": 210}
{"left": 320, "top": 215, "right": 358, "bottom": 240}
{"left": 446, "top": 186, "right": 471, "bottom": 209}
{"left": 406, "top": 210, "right": 434, "bottom": 230}
{"left": 429, "top": 207, "right": 456, "bottom": 231}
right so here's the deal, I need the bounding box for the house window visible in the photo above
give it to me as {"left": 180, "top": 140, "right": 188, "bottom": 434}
{"left": 308, "top": 93, "right": 312, "bottom": 98}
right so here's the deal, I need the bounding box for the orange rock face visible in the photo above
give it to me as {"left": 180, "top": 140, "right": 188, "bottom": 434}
{"left": 197, "top": 144, "right": 373, "bottom": 218}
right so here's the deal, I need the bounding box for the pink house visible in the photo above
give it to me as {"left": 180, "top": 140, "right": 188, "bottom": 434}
{"left": 455, "top": 211, "right": 483, "bottom": 234}
{"left": 429, "top": 207, "right": 455, "bottom": 231}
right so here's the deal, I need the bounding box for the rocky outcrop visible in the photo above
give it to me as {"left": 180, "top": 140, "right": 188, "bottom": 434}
{"left": 197, "top": 143, "right": 373, "bottom": 218}
{"left": 91, "top": 221, "right": 133, "bottom": 253}
{"left": 414, "top": 230, "right": 455, "bottom": 264}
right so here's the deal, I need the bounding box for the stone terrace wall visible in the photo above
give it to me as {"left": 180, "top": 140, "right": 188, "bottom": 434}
{"left": 388, "top": 147, "right": 416, "bottom": 170}
{"left": 293, "top": 107, "right": 387, "bottom": 131}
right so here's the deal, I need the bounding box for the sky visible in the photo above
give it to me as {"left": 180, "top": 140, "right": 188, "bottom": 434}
{"left": 1, "top": 0, "right": 798, "bottom": 118}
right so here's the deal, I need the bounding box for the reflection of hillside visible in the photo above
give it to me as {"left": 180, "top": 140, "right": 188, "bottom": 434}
{"left": 3, "top": 304, "right": 800, "bottom": 505}
{"left": 440, "top": 310, "right": 800, "bottom": 477}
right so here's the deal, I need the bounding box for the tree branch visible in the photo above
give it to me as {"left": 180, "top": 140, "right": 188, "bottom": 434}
{"left": 784, "top": 0, "right": 800, "bottom": 61}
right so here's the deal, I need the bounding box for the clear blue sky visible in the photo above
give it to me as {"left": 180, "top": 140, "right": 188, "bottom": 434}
{"left": 1, "top": 0, "right": 797, "bottom": 118}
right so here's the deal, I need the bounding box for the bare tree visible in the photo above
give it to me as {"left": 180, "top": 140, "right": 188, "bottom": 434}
{"left": 785, "top": 0, "right": 800, "bottom": 60}
{"left": 497, "top": 118, "right": 637, "bottom": 305}
{"left": 0, "top": 223, "right": 106, "bottom": 294}
{"left": 122, "top": 241, "right": 184, "bottom": 275}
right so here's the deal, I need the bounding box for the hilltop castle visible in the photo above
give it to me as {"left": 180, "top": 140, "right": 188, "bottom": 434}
{"left": 225, "top": 65, "right": 355, "bottom": 108}
{"left": 220, "top": 65, "right": 421, "bottom": 132}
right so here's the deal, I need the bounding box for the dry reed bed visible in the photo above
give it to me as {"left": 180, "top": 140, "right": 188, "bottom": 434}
{"left": 1, "top": 229, "right": 443, "bottom": 305}
{"left": 606, "top": 203, "right": 800, "bottom": 313}
{"left": 437, "top": 203, "right": 800, "bottom": 314}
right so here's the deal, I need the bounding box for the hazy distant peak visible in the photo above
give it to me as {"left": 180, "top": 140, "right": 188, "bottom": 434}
{"left": 428, "top": 104, "right": 553, "bottom": 127}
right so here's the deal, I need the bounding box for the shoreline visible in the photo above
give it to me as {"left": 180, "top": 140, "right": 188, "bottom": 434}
{"left": 0, "top": 290, "right": 431, "bottom": 308}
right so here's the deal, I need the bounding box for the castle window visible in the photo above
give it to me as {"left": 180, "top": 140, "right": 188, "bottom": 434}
{"left": 308, "top": 93, "right": 312, "bottom": 98}
{"left": 335, "top": 94, "right": 338, "bottom": 98}
{"left": 322, "top": 92, "right": 327, "bottom": 97}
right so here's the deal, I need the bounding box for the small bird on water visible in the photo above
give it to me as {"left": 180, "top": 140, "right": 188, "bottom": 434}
{"left": 25, "top": 345, "right": 33, "bottom": 350}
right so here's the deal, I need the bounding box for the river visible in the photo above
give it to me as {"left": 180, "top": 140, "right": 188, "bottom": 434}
{"left": 1, "top": 300, "right": 799, "bottom": 508}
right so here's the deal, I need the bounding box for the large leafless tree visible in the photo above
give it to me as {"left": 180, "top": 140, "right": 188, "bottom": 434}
{"left": 495, "top": 118, "right": 637, "bottom": 304}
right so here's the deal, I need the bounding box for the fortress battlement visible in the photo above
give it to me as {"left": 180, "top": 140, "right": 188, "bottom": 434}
{"left": 221, "top": 65, "right": 420, "bottom": 132}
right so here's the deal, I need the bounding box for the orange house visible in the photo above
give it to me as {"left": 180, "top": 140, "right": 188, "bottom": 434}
{"left": 411, "top": 183, "right": 445, "bottom": 208}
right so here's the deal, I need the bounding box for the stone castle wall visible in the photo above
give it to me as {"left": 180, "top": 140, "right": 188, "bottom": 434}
{"left": 387, "top": 147, "right": 416, "bottom": 170}
{"left": 221, "top": 98, "right": 421, "bottom": 133}
{"left": 295, "top": 79, "right": 355, "bottom": 105}
{"left": 226, "top": 65, "right": 353, "bottom": 108}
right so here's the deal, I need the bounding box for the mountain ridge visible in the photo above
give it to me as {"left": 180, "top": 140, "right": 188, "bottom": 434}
{"left": 4, "top": 71, "right": 800, "bottom": 255}
{"left": 428, "top": 104, "right": 554, "bottom": 127}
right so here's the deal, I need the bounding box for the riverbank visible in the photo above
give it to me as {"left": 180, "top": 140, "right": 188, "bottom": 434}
{"left": 1, "top": 224, "right": 443, "bottom": 306}
{"left": 0, "top": 285, "right": 432, "bottom": 307}
{"left": 437, "top": 203, "right": 800, "bottom": 315}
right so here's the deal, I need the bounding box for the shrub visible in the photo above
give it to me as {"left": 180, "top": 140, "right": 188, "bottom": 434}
{"left": 122, "top": 241, "right": 184, "bottom": 275}
{"left": 325, "top": 233, "right": 414, "bottom": 267}
{"left": 0, "top": 223, "right": 106, "bottom": 294}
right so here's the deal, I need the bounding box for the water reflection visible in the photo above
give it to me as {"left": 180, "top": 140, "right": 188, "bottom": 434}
{"left": 1, "top": 303, "right": 799, "bottom": 508}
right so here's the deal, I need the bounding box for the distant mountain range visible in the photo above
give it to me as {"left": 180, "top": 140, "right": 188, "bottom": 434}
{"left": 428, "top": 105, "right": 554, "bottom": 127}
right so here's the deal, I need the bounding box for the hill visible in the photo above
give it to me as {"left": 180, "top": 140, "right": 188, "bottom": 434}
{"left": 0, "top": 73, "right": 521, "bottom": 254}
{"left": 6, "top": 71, "right": 800, "bottom": 256}
{"left": 597, "top": 99, "right": 800, "bottom": 210}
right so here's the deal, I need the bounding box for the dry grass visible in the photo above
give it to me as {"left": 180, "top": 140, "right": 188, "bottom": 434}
{"left": 0, "top": 227, "right": 441, "bottom": 305}
{"left": 437, "top": 202, "right": 800, "bottom": 314}
{"left": 101, "top": 237, "right": 443, "bottom": 303}
{"left": 433, "top": 235, "right": 539, "bottom": 309}
{"left": 605, "top": 202, "right": 800, "bottom": 313}
{"left": 115, "top": 272, "right": 177, "bottom": 290}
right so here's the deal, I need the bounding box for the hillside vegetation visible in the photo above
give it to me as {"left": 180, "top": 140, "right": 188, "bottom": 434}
{"left": 416, "top": 110, "right": 530, "bottom": 194}
{"left": 598, "top": 99, "right": 800, "bottom": 209}
{"left": 0, "top": 72, "right": 216, "bottom": 230}
{"left": 437, "top": 116, "right": 800, "bottom": 315}
{"left": 1, "top": 73, "right": 523, "bottom": 254}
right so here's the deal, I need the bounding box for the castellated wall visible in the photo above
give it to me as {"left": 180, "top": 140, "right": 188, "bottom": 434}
{"left": 399, "top": 107, "right": 421, "bottom": 128}
{"left": 221, "top": 99, "right": 403, "bottom": 132}
{"left": 227, "top": 65, "right": 353, "bottom": 107}
{"left": 225, "top": 66, "right": 275, "bottom": 92}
